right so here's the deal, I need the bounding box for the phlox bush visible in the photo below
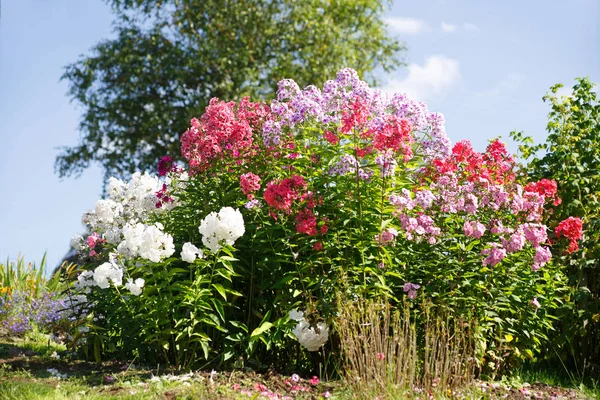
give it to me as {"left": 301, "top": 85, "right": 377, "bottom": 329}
{"left": 67, "top": 69, "right": 578, "bottom": 372}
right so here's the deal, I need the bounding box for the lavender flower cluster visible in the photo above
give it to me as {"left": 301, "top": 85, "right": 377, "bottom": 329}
{"left": 0, "top": 291, "right": 67, "bottom": 335}
{"left": 263, "top": 68, "right": 451, "bottom": 161}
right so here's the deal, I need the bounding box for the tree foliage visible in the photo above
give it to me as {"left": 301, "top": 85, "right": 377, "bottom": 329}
{"left": 56, "top": 0, "right": 405, "bottom": 183}
{"left": 512, "top": 77, "right": 600, "bottom": 367}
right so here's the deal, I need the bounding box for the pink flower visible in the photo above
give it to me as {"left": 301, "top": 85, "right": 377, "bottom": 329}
{"left": 482, "top": 244, "right": 507, "bottom": 267}
{"left": 313, "top": 242, "right": 323, "bottom": 251}
{"left": 463, "top": 221, "right": 486, "bottom": 239}
{"left": 254, "top": 383, "right": 267, "bottom": 392}
{"left": 323, "top": 391, "right": 332, "bottom": 398}
{"left": 291, "top": 374, "right": 300, "bottom": 383}
{"left": 522, "top": 223, "right": 548, "bottom": 247}
{"left": 532, "top": 246, "right": 552, "bottom": 271}
{"left": 240, "top": 172, "right": 261, "bottom": 199}
{"left": 309, "top": 376, "right": 319, "bottom": 385}
{"left": 86, "top": 232, "right": 104, "bottom": 249}
{"left": 502, "top": 230, "right": 525, "bottom": 252}
{"left": 375, "top": 228, "right": 398, "bottom": 246}
{"left": 232, "top": 383, "right": 240, "bottom": 390}
{"left": 377, "top": 352, "right": 385, "bottom": 360}
{"left": 531, "top": 297, "right": 541, "bottom": 309}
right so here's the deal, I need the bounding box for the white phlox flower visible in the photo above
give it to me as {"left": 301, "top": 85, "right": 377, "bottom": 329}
{"left": 93, "top": 261, "right": 123, "bottom": 289}
{"left": 117, "top": 222, "right": 175, "bottom": 262}
{"left": 198, "top": 207, "right": 245, "bottom": 253}
{"left": 289, "top": 310, "right": 329, "bottom": 352}
{"left": 125, "top": 278, "right": 145, "bottom": 296}
{"left": 181, "top": 242, "right": 203, "bottom": 263}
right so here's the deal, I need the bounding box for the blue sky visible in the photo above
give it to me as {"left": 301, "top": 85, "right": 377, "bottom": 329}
{"left": 0, "top": 0, "right": 598, "bottom": 272}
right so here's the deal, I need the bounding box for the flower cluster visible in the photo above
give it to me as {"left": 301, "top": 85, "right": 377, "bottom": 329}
{"left": 289, "top": 309, "right": 329, "bottom": 352}
{"left": 0, "top": 291, "right": 67, "bottom": 335}
{"left": 240, "top": 172, "right": 262, "bottom": 199}
{"left": 389, "top": 139, "right": 558, "bottom": 270}
{"left": 198, "top": 207, "right": 246, "bottom": 253}
{"left": 555, "top": 216, "right": 583, "bottom": 253}
{"left": 403, "top": 282, "right": 421, "bottom": 299}
{"left": 181, "top": 242, "right": 204, "bottom": 263}
{"left": 181, "top": 97, "right": 269, "bottom": 174}
{"left": 263, "top": 68, "right": 451, "bottom": 162}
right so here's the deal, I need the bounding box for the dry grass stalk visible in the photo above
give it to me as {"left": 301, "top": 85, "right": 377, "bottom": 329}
{"left": 337, "top": 296, "right": 476, "bottom": 399}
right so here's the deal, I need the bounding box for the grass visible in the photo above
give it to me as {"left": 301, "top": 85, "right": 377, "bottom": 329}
{"left": 0, "top": 333, "right": 598, "bottom": 400}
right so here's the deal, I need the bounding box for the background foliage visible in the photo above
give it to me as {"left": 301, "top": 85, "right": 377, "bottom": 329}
{"left": 512, "top": 78, "right": 600, "bottom": 370}
{"left": 56, "top": 0, "right": 405, "bottom": 183}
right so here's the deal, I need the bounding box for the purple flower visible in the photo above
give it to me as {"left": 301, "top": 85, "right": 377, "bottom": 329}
{"left": 157, "top": 156, "right": 174, "bottom": 177}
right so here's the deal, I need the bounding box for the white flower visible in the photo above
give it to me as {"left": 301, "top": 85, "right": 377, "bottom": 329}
{"left": 47, "top": 368, "right": 69, "bottom": 379}
{"left": 118, "top": 222, "right": 175, "bottom": 262}
{"left": 181, "top": 242, "right": 203, "bottom": 263}
{"left": 289, "top": 309, "right": 305, "bottom": 321}
{"left": 70, "top": 234, "right": 85, "bottom": 251}
{"left": 125, "top": 278, "right": 145, "bottom": 296}
{"left": 74, "top": 270, "right": 95, "bottom": 290}
{"left": 291, "top": 311, "right": 329, "bottom": 352}
{"left": 198, "top": 207, "right": 245, "bottom": 253}
{"left": 93, "top": 262, "right": 123, "bottom": 289}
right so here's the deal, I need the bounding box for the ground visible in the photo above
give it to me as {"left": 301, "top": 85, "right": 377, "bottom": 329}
{"left": 0, "top": 335, "right": 597, "bottom": 400}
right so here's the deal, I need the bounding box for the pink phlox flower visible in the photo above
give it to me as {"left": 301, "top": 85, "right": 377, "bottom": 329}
{"left": 532, "top": 246, "right": 552, "bottom": 271}
{"left": 309, "top": 376, "right": 320, "bottom": 385}
{"left": 482, "top": 243, "right": 507, "bottom": 267}
{"left": 501, "top": 229, "right": 525, "bottom": 253}
{"left": 86, "top": 233, "right": 104, "bottom": 249}
{"left": 521, "top": 223, "right": 548, "bottom": 247}
{"left": 463, "top": 221, "right": 486, "bottom": 239}
{"left": 240, "top": 172, "right": 261, "bottom": 199}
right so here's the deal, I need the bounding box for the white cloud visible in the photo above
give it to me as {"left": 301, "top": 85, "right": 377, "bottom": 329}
{"left": 384, "top": 55, "right": 461, "bottom": 101}
{"left": 384, "top": 17, "right": 429, "bottom": 35}
{"left": 441, "top": 22, "right": 478, "bottom": 33}
{"left": 441, "top": 22, "right": 458, "bottom": 33}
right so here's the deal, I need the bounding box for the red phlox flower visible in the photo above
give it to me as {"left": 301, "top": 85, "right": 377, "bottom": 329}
{"left": 323, "top": 130, "right": 339, "bottom": 145}
{"left": 355, "top": 146, "right": 374, "bottom": 158}
{"left": 371, "top": 116, "right": 413, "bottom": 159}
{"left": 295, "top": 208, "right": 318, "bottom": 236}
{"left": 181, "top": 97, "right": 268, "bottom": 174}
{"left": 340, "top": 96, "right": 370, "bottom": 134}
{"left": 525, "top": 179, "right": 559, "bottom": 205}
{"left": 555, "top": 216, "right": 583, "bottom": 254}
{"left": 264, "top": 176, "right": 307, "bottom": 213}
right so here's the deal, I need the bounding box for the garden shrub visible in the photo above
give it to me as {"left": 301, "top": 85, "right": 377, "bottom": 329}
{"left": 67, "top": 69, "right": 577, "bottom": 373}
{"left": 511, "top": 77, "right": 600, "bottom": 369}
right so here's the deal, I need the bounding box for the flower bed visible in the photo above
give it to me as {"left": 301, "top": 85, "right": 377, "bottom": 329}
{"left": 66, "top": 69, "right": 579, "bottom": 373}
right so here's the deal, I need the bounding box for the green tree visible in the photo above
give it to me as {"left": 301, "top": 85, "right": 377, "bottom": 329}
{"left": 56, "top": 0, "right": 405, "bottom": 183}
{"left": 511, "top": 77, "right": 600, "bottom": 368}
